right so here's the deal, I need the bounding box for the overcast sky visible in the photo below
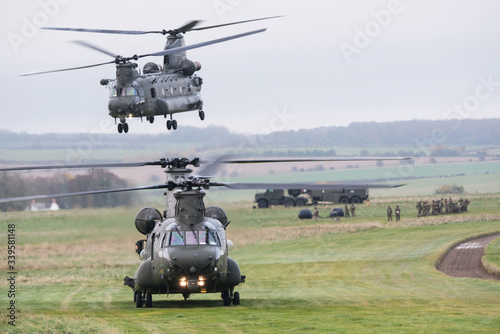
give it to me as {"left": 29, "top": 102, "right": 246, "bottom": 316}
{"left": 1, "top": 0, "right": 499, "bottom": 135}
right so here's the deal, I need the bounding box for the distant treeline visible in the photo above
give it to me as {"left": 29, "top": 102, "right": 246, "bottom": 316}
{"left": 1, "top": 119, "right": 499, "bottom": 157}
{"left": 0, "top": 169, "right": 134, "bottom": 211}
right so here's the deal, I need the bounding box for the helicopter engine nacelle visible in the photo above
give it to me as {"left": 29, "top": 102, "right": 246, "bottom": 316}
{"left": 205, "top": 206, "right": 228, "bottom": 226}
{"left": 143, "top": 62, "right": 162, "bottom": 74}
{"left": 179, "top": 59, "right": 201, "bottom": 76}
{"left": 134, "top": 207, "right": 163, "bottom": 235}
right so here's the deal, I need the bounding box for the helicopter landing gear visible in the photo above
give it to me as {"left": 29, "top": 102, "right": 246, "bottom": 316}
{"left": 199, "top": 110, "right": 205, "bottom": 121}
{"left": 147, "top": 116, "right": 154, "bottom": 124}
{"left": 117, "top": 122, "right": 129, "bottom": 134}
{"left": 135, "top": 291, "right": 152, "bottom": 308}
{"left": 221, "top": 288, "right": 240, "bottom": 306}
{"left": 145, "top": 293, "right": 153, "bottom": 308}
{"left": 166, "top": 119, "right": 178, "bottom": 130}
{"left": 135, "top": 291, "right": 142, "bottom": 308}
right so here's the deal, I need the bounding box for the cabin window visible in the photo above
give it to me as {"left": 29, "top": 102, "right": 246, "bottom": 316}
{"left": 150, "top": 88, "right": 156, "bottom": 98}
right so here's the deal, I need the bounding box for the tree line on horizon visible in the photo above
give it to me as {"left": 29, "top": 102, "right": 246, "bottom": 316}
{"left": 0, "top": 119, "right": 498, "bottom": 158}
{"left": 0, "top": 169, "right": 135, "bottom": 212}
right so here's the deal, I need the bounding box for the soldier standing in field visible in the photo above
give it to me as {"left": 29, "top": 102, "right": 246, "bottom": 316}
{"left": 344, "top": 203, "right": 350, "bottom": 218}
{"left": 313, "top": 207, "right": 319, "bottom": 222}
{"left": 387, "top": 205, "right": 393, "bottom": 221}
{"left": 395, "top": 205, "right": 401, "bottom": 221}
{"left": 350, "top": 204, "right": 356, "bottom": 217}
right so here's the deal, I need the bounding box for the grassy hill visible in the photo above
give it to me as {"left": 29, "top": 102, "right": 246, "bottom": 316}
{"left": 1, "top": 193, "right": 499, "bottom": 333}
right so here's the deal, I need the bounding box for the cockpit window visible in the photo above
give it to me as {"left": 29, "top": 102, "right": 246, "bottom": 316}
{"left": 109, "top": 86, "right": 140, "bottom": 97}
{"left": 167, "top": 230, "right": 219, "bottom": 246}
{"left": 199, "top": 231, "right": 218, "bottom": 246}
{"left": 125, "top": 87, "right": 138, "bottom": 96}
{"left": 185, "top": 231, "right": 197, "bottom": 245}
{"left": 169, "top": 231, "right": 184, "bottom": 246}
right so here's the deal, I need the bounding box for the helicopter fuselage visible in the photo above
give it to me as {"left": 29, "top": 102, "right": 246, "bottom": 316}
{"left": 127, "top": 189, "right": 244, "bottom": 306}
{"left": 106, "top": 64, "right": 203, "bottom": 124}
{"left": 133, "top": 217, "right": 241, "bottom": 296}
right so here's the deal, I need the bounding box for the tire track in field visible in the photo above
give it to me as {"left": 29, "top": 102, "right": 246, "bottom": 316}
{"left": 437, "top": 233, "right": 500, "bottom": 281}
{"left": 60, "top": 285, "right": 86, "bottom": 311}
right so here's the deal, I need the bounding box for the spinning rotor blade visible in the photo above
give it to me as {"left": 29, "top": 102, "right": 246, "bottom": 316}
{"left": 0, "top": 160, "right": 172, "bottom": 172}
{"left": 196, "top": 156, "right": 411, "bottom": 178}
{"left": 21, "top": 29, "right": 266, "bottom": 76}
{"left": 0, "top": 184, "right": 168, "bottom": 204}
{"left": 20, "top": 60, "right": 115, "bottom": 76}
{"left": 43, "top": 27, "right": 166, "bottom": 35}
{"left": 142, "top": 29, "right": 266, "bottom": 58}
{"left": 72, "top": 40, "right": 119, "bottom": 58}
{"left": 190, "top": 16, "right": 281, "bottom": 32}
{"left": 42, "top": 16, "right": 279, "bottom": 36}
{"left": 223, "top": 157, "right": 410, "bottom": 164}
{"left": 220, "top": 182, "right": 405, "bottom": 190}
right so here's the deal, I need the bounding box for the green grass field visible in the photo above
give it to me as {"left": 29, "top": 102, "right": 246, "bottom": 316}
{"left": 1, "top": 193, "right": 499, "bottom": 333}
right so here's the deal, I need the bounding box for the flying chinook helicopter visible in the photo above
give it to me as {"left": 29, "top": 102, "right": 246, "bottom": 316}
{"left": 22, "top": 17, "right": 279, "bottom": 133}
{"left": 0, "top": 156, "right": 407, "bottom": 307}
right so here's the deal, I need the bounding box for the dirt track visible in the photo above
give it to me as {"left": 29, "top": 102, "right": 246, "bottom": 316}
{"left": 437, "top": 233, "right": 500, "bottom": 281}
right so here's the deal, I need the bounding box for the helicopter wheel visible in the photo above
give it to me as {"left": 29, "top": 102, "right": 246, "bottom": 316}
{"left": 117, "top": 123, "right": 123, "bottom": 133}
{"left": 222, "top": 290, "right": 231, "bottom": 306}
{"left": 135, "top": 292, "right": 143, "bottom": 308}
{"left": 149, "top": 116, "right": 154, "bottom": 124}
{"left": 123, "top": 123, "right": 129, "bottom": 133}
{"left": 233, "top": 291, "right": 240, "bottom": 305}
{"left": 166, "top": 120, "right": 172, "bottom": 130}
{"left": 199, "top": 110, "right": 205, "bottom": 121}
{"left": 145, "top": 293, "right": 152, "bottom": 307}
{"left": 172, "top": 119, "right": 178, "bottom": 130}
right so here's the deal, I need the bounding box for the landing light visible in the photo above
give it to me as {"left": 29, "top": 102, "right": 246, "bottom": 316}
{"left": 180, "top": 277, "right": 187, "bottom": 287}
{"left": 198, "top": 276, "right": 205, "bottom": 287}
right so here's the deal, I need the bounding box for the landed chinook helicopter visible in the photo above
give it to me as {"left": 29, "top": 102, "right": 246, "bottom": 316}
{"left": 0, "top": 156, "right": 407, "bottom": 307}
{"left": 22, "top": 17, "right": 278, "bottom": 133}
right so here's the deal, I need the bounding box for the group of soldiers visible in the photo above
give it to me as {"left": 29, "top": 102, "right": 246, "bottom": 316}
{"left": 344, "top": 203, "right": 356, "bottom": 218}
{"left": 416, "top": 198, "right": 470, "bottom": 217}
{"left": 386, "top": 205, "right": 401, "bottom": 221}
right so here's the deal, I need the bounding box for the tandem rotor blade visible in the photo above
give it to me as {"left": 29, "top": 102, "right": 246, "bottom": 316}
{"left": 0, "top": 184, "right": 169, "bottom": 204}
{"left": 20, "top": 60, "right": 116, "bottom": 76}
{"left": 190, "top": 16, "right": 282, "bottom": 32}
{"left": 42, "top": 16, "right": 280, "bottom": 36}
{"left": 42, "top": 27, "right": 166, "bottom": 35}
{"left": 21, "top": 29, "right": 266, "bottom": 76}
{"left": 0, "top": 161, "right": 162, "bottom": 172}
{"left": 223, "top": 157, "right": 411, "bottom": 164}
{"left": 142, "top": 29, "right": 266, "bottom": 58}
{"left": 195, "top": 156, "right": 411, "bottom": 178}
{"left": 220, "top": 182, "right": 405, "bottom": 190}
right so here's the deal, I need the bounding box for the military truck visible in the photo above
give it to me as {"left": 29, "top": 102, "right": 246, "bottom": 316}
{"left": 303, "top": 188, "right": 368, "bottom": 204}
{"left": 254, "top": 188, "right": 368, "bottom": 208}
{"left": 254, "top": 189, "right": 308, "bottom": 208}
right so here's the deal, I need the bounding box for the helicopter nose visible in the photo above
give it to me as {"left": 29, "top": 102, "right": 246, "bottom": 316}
{"left": 108, "top": 98, "right": 124, "bottom": 113}
{"left": 168, "top": 247, "right": 216, "bottom": 272}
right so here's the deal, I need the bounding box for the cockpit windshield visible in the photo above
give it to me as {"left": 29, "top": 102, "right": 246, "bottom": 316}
{"left": 167, "top": 230, "right": 220, "bottom": 246}
{"left": 109, "top": 85, "right": 143, "bottom": 98}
